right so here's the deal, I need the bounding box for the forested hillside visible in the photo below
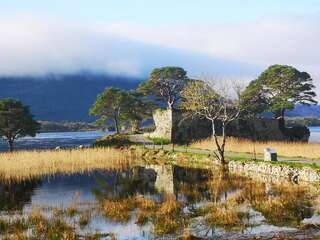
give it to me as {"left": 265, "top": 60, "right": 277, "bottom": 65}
{"left": 0, "top": 73, "right": 141, "bottom": 121}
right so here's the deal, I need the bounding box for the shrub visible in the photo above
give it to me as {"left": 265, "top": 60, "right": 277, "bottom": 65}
{"left": 93, "top": 134, "right": 133, "bottom": 148}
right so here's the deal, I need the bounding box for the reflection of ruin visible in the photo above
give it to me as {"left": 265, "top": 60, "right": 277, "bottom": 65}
{"left": 146, "top": 165, "right": 174, "bottom": 194}
{"left": 145, "top": 165, "right": 210, "bottom": 201}
{"left": 96, "top": 165, "right": 211, "bottom": 199}
{"left": 0, "top": 178, "right": 40, "bottom": 211}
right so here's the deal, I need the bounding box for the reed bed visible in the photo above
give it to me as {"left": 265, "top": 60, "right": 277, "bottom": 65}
{"left": 191, "top": 137, "right": 320, "bottom": 159}
{"left": 0, "top": 147, "right": 141, "bottom": 181}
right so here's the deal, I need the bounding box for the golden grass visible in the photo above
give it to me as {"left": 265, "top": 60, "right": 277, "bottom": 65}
{"left": 205, "top": 202, "right": 248, "bottom": 231}
{"left": 0, "top": 147, "right": 141, "bottom": 181}
{"left": 251, "top": 184, "right": 314, "bottom": 226}
{"left": 102, "top": 198, "right": 136, "bottom": 222}
{"left": 191, "top": 137, "right": 320, "bottom": 159}
{"left": 0, "top": 206, "right": 113, "bottom": 239}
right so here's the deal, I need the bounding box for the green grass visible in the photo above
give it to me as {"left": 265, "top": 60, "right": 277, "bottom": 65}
{"left": 148, "top": 137, "right": 171, "bottom": 145}
{"left": 148, "top": 145, "right": 320, "bottom": 172}
{"left": 93, "top": 134, "right": 133, "bottom": 148}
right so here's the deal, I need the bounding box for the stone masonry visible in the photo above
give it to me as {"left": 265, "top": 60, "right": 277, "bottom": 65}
{"left": 149, "top": 109, "right": 310, "bottom": 143}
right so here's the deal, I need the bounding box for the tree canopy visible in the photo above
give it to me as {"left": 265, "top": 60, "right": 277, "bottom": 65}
{"left": 123, "top": 91, "right": 155, "bottom": 132}
{"left": 90, "top": 87, "right": 154, "bottom": 133}
{"left": 90, "top": 87, "right": 128, "bottom": 133}
{"left": 0, "top": 98, "right": 40, "bottom": 151}
{"left": 240, "top": 65, "right": 317, "bottom": 120}
{"left": 138, "top": 66, "right": 189, "bottom": 109}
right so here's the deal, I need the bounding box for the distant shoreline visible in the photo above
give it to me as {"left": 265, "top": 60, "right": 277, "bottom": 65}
{"left": 38, "top": 121, "right": 102, "bottom": 133}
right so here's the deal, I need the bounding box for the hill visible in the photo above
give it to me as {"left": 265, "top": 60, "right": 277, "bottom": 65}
{"left": 0, "top": 73, "right": 141, "bottom": 121}
{"left": 286, "top": 105, "right": 320, "bottom": 118}
{"left": 0, "top": 74, "right": 318, "bottom": 121}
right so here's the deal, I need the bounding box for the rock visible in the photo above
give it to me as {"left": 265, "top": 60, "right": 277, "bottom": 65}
{"left": 264, "top": 148, "right": 277, "bottom": 161}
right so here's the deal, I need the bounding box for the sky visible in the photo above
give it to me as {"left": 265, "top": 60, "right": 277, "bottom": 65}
{"left": 0, "top": 0, "right": 320, "bottom": 93}
{"left": 2, "top": 0, "right": 320, "bottom": 24}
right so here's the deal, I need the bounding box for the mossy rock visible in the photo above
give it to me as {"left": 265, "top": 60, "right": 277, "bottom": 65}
{"left": 93, "top": 134, "right": 133, "bottom": 148}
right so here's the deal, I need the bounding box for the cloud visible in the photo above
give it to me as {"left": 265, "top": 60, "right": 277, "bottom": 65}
{"left": 0, "top": 13, "right": 259, "bottom": 79}
{"left": 102, "top": 15, "right": 320, "bottom": 71}
{"left": 0, "top": 13, "right": 319, "bottom": 97}
{"left": 101, "top": 15, "right": 320, "bottom": 94}
{"left": 0, "top": 14, "right": 142, "bottom": 76}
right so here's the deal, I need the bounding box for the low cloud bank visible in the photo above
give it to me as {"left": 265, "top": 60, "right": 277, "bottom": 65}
{"left": 0, "top": 13, "right": 319, "bottom": 96}
{"left": 103, "top": 15, "right": 320, "bottom": 94}
{"left": 0, "top": 14, "right": 258, "bottom": 79}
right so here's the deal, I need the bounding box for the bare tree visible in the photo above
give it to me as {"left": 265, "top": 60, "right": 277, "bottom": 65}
{"left": 180, "top": 78, "right": 242, "bottom": 164}
{"left": 231, "top": 79, "right": 247, "bottom": 100}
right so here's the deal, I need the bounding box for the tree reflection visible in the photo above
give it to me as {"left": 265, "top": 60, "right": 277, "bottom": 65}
{"left": 91, "top": 164, "right": 317, "bottom": 237}
{"left": 0, "top": 178, "right": 40, "bottom": 211}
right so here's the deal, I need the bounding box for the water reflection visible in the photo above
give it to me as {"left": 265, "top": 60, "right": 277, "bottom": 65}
{"left": 0, "top": 179, "right": 40, "bottom": 211}
{"left": 0, "top": 164, "right": 318, "bottom": 239}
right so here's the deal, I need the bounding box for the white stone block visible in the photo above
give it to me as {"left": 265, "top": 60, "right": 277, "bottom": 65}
{"left": 264, "top": 148, "right": 277, "bottom": 161}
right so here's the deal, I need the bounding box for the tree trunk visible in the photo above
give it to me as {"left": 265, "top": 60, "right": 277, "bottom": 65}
{"left": 8, "top": 140, "right": 14, "bottom": 152}
{"left": 211, "top": 120, "right": 216, "bottom": 137}
{"left": 210, "top": 120, "right": 226, "bottom": 165}
{"left": 279, "top": 108, "right": 285, "bottom": 129}
{"left": 114, "top": 117, "right": 120, "bottom": 134}
{"left": 211, "top": 119, "right": 227, "bottom": 165}
{"left": 220, "top": 122, "right": 227, "bottom": 165}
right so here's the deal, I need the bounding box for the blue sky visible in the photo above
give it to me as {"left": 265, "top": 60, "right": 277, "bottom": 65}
{"left": 2, "top": 0, "right": 320, "bottom": 24}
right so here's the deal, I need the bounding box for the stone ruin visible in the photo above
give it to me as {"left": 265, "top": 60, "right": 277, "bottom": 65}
{"left": 148, "top": 109, "right": 310, "bottom": 144}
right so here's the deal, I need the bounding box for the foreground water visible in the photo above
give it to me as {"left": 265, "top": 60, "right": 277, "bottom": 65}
{"left": 1, "top": 163, "right": 320, "bottom": 239}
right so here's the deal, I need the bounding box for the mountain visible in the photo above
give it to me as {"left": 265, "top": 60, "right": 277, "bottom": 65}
{"left": 1, "top": 73, "right": 318, "bottom": 121}
{"left": 0, "top": 74, "right": 141, "bottom": 121}
{"left": 286, "top": 105, "right": 320, "bottom": 117}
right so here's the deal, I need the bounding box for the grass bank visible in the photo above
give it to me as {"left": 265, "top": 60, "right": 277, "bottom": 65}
{"left": 93, "top": 134, "right": 133, "bottom": 148}
{"left": 191, "top": 137, "right": 320, "bottom": 160}
{"left": 0, "top": 147, "right": 141, "bottom": 181}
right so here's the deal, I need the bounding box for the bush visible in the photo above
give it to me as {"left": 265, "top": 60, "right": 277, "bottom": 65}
{"left": 93, "top": 134, "right": 133, "bottom": 148}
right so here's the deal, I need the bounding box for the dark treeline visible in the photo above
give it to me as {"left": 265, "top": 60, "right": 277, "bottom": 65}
{"left": 39, "top": 121, "right": 101, "bottom": 132}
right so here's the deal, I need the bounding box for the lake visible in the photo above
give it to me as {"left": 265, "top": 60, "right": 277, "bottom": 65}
{"left": 0, "top": 131, "right": 110, "bottom": 151}
{"left": 309, "top": 126, "right": 320, "bottom": 143}
{"left": 1, "top": 129, "right": 320, "bottom": 238}
{"left": 1, "top": 164, "right": 319, "bottom": 239}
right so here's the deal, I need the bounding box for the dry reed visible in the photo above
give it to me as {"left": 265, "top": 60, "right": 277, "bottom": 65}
{"left": 191, "top": 137, "right": 320, "bottom": 159}
{"left": 0, "top": 147, "right": 141, "bottom": 181}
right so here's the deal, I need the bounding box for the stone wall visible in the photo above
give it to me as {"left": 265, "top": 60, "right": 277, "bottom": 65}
{"left": 227, "top": 160, "right": 320, "bottom": 183}
{"left": 150, "top": 109, "right": 310, "bottom": 143}
{"left": 148, "top": 109, "right": 173, "bottom": 140}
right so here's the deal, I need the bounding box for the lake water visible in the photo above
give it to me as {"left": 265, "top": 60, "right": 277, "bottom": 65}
{"left": 0, "top": 131, "right": 110, "bottom": 151}
{"left": 309, "top": 126, "right": 320, "bottom": 143}
{"left": 1, "top": 129, "right": 320, "bottom": 238}
{"left": 1, "top": 164, "right": 319, "bottom": 239}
